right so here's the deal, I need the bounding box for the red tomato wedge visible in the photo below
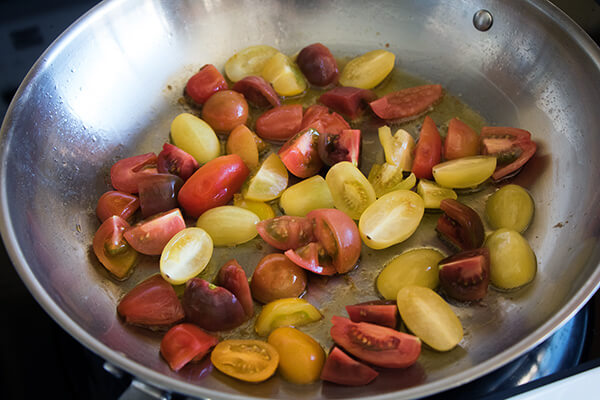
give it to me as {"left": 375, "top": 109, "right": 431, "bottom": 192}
{"left": 93, "top": 216, "right": 138, "bottom": 279}
{"left": 330, "top": 316, "right": 421, "bottom": 368}
{"left": 124, "top": 208, "right": 186, "bottom": 255}
{"left": 96, "top": 190, "right": 139, "bottom": 222}
{"left": 300, "top": 104, "right": 350, "bottom": 135}
{"left": 201, "top": 90, "right": 249, "bottom": 133}
{"left": 157, "top": 143, "right": 199, "bottom": 181}
{"left": 444, "top": 118, "right": 479, "bottom": 160}
{"left": 439, "top": 248, "right": 490, "bottom": 302}
{"left": 412, "top": 116, "right": 442, "bottom": 179}
{"left": 232, "top": 75, "right": 281, "bottom": 108}
{"left": 285, "top": 242, "right": 336, "bottom": 276}
{"left": 256, "top": 215, "right": 315, "bottom": 250}
{"left": 318, "top": 87, "right": 376, "bottom": 120}
{"left": 160, "top": 323, "right": 219, "bottom": 372}
{"left": 216, "top": 259, "right": 254, "bottom": 318}
{"left": 480, "top": 126, "right": 537, "bottom": 180}
{"left": 320, "top": 347, "right": 378, "bottom": 386}
{"left": 185, "top": 64, "right": 228, "bottom": 105}
{"left": 437, "top": 199, "right": 485, "bottom": 251}
{"left": 117, "top": 274, "right": 185, "bottom": 328}
{"left": 369, "top": 84, "right": 443, "bottom": 121}
{"left": 317, "top": 129, "right": 361, "bottom": 166}
{"left": 278, "top": 128, "right": 323, "bottom": 178}
{"left": 345, "top": 300, "right": 398, "bottom": 328}
{"left": 255, "top": 104, "right": 303, "bottom": 141}
{"left": 110, "top": 152, "right": 158, "bottom": 194}
{"left": 177, "top": 154, "right": 250, "bottom": 218}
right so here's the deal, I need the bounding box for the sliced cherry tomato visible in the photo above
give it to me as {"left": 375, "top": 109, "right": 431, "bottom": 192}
{"left": 110, "top": 152, "right": 158, "bottom": 194}
{"left": 439, "top": 248, "right": 490, "bottom": 301}
{"left": 157, "top": 143, "right": 199, "bottom": 181}
{"left": 95, "top": 190, "right": 139, "bottom": 222}
{"left": 183, "top": 278, "right": 247, "bottom": 331}
{"left": 170, "top": 113, "right": 221, "bottom": 165}
{"left": 211, "top": 339, "right": 279, "bottom": 383}
{"left": 261, "top": 52, "right": 307, "bottom": 96}
{"left": 296, "top": 43, "right": 339, "bottom": 87}
{"left": 432, "top": 155, "right": 497, "bottom": 189}
{"left": 117, "top": 274, "right": 184, "bottom": 328}
{"left": 443, "top": 118, "right": 479, "bottom": 160}
{"left": 216, "top": 259, "right": 254, "bottom": 318}
{"left": 250, "top": 253, "right": 307, "bottom": 303}
{"left": 330, "top": 316, "right": 421, "bottom": 368}
{"left": 124, "top": 208, "right": 186, "bottom": 255}
{"left": 185, "top": 64, "right": 228, "bottom": 105}
{"left": 93, "top": 216, "right": 138, "bottom": 279}
{"left": 339, "top": 49, "right": 395, "bottom": 89}
{"left": 378, "top": 126, "right": 415, "bottom": 171}
{"left": 160, "top": 227, "right": 213, "bottom": 285}
{"left": 369, "top": 84, "right": 443, "bottom": 121}
{"left": 255, "top": 298, "right": 322, "bottom": 336}
{"left": 437, "top": 198, "right": 485, "bottom": 251}
{"left": 278, "top": 128, "right": 323, "bottom": 178}
{"left": 226, "top": 125, "right": 261, "bottom": 170}
{"left": 201, "top": 90, "right": 249, "bottom": 133}
{"left": 137, "top": 173, "right": 183, "bottom": 218}
{"left": 255, "top": 104, "right": 303, "bottom": 141}
{"left": 300, "top": 104, "right": 350, "bottom": 135}
{"left": 325, "top": 161, "right": 376, "bottom": 220}
{"left": 318, "top": 87, "right": 376, "bottom": 120}
{"left": 308, "top": 208, "right": 361, "bottom": 274}
{"left": 345, "top": 300, "right": 398, "bottom": 328}
{"left": 368, "top": 164, "right": 416, "bottom": 198}
{"left": 480, "top": 126, "right": 537, "bottom": 180}
{"left": 267, "top": 327, "right": 325, "bottom": 384}
{"left": 160, "top": 323, "right": 219, "bottom": 372}
{"left": 256, "top": 215, "right": 315, "bottom": 250}
{"left": 225, "top": 45, "right": 279, "bottom": 83}
{"left": 279, "top": 175, "right": 334, "bottom": 217}
{"left": 285, "top": 242, "right": 336, "bottom": 276}
{"left": 412, "top": 116, "right": 442, "bottom": 179}
{"left": 232, "top": 75, "right": 280, "bottom": 108}
{"left": 177, "top": 154, "right": 250, "bottom": 218}
{"left": 318, "top": 129, "right": 361, "bottom": 166}
{"left": 320, "top": 347, "right": 378, "bottom": 386}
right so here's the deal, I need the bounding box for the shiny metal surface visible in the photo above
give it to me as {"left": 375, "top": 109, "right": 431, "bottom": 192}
{"left": 1, "top": 0, "right": 600, "bottom": 399}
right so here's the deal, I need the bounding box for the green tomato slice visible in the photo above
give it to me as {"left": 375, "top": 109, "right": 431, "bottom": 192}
{"left": 485, "top": 228, "right": 537, "bottom": 290}
{"left": 485, "top": 184, "right": 534, "bottom": 233}
{"left": 225, "top": 45, "right": 279, "bottom": 82}
{"left": 196, "top": 206, "right": 259, "bottom": 247}
{"left": 279, "top": 175, "right": 334, "bottom": 217}
{"left": 255, "top": 298, "right": 322, "bottom": 336}
{"left": 417, "top": 179, "right": 457, "bottom": 209}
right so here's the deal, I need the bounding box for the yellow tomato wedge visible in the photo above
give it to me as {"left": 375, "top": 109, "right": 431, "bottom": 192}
{"left": 226, "top": 125, "right": 260, "bottom": 170}
{"left": 243, "top": 153, "right": 289, "bottom": 201}
{"left": 339, "top": 49, "right": 395, "bottom": 89}
{"left": 170, "top": 113, "right": 220, "bottom": 164}
{"left": 368, "top": 163, "right": 416, "bottom": 197}
{"left": 416, "top": 179, "right": 457, "bottom": 209}
{"left": 325, "top": 161, "right": 376, "bottom": 220}
{"left": 233, "top": 194, "right": 275, "bottom": 221}
{"left": 160, "top": 227, "right": 213, "bottom": 285}
{"left": 262, "top": 52, "right": 307, "bottom": 96}
{"left": 255, "top": 298, "right": 322, "bottom": 336}
{"left": 432, "top": 155, "right": 497, "bottom": 189}
{"left": 279, "top": 175, "right": 334, "bottom": 216}
{"left": 225, "top": 45, "right": 279, "bottom": 82}
{"left": 196, "top": 206, "right": 259, "bottom": 246}
{"left": 359, "top": 189, "right": 424, "bottom": 249}
{"left": 378, "top": 126, "right": 415, "bottom": 171}
{"left": 267, "top": 327, "right": 325, "bottom": 384}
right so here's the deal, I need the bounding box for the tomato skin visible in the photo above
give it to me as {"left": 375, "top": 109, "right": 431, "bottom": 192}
{"left": 480, "top": 126, "right": 537, "bottom": 180}
{"left": 437, "top": 198, "right": 485, "bottom": 251}
{"left": 93, "top": 216, "right": 138, "bottom": 279}
{"left": 117, "top": 274, "right": 185, "bottom": 328}
{"left": 300, "top": 105, "right": 350, "bottom": 135}
{"left": 201, "top": 90, "right": 249, "bottom": 133}
{"left": 211, "top": 339, "right": 279, "bottom": 383}
{"left": 369, "top": 84, "right": 443, "bottom": 121}
{"left": 255, "top": 104, "right": 303, "bottom": 141}
{"left": 318, "top": 129, "right": 361, "bottom": 166}
{"left": 267, "top": 327, "right": 325, "bottom": 384}
{"left": 278, "top": 128, "right": 323, "bottom": 178}
{"left": 124, "top": 208, "right": 186, "bottom": 255}
{"left": 439, "top": 248, "right": 490, "bottom": 301}
{"left": 296, "top": 43, "right": 339, "bottom": 87}
{"left": 320, "top": 347, "right": 378, "bottom": 386}
{"left": 110, "top": 152, "right": 158, "bottom": 194}
{"left": 96, "top": 190, "right": 139, "bottom": 222}
{"left": 318, "top": 87, "right": 376, "bottom": 120}
{"left": 137, "top": 173, "right": 183, "bottom": 218}
{"left": 232, "top": 75, "right": 281, "bottom": 108}
{"left": 412, "top": 116, "right": 442, "bottom": 179}
{"left": 160, "top": 323, "right": 219, "bottom": 372}
{"left": 216, "top": 259, "right": 254, "bottom": 317}
{"left": 157, "top": 143, "right": 199, "bottom": 181}
{"left": 185, "top": 64, "right": 228, "bottom": 105}
{"left": 182, "top": 278, "right": 247, "bottom": 331}
{"left": 250, "top": 253, "right": 307, "bottom": 303}
{"left": 285, "top": 242, "right": 336, "bottom": 276}
{"left": 443, "top": 118, "right": 479, "bottom": 160}
{"left": 307, "top": 208, "right": 361, "bottom": 274}
{"left": 345, "top": 300, "right": 398, "bottom": 328}
{"left": 256, "top": 215, "right": 315, "bottom": 250}
{"left": 177, "top": 154, "right": 250, "bottom": 218}
{"left": 330, "top": 316, "right": 421, "bottom": 368}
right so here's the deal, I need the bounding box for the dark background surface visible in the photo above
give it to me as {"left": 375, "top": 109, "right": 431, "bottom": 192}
{"left": 1, "top": 1, "right": 600, "bottom": 399}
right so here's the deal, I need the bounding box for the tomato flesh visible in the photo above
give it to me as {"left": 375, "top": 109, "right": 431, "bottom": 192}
{"left": 318, "top": 87, "right": 376, "bottom": 120}
{"left": 255, "top": 104, "right": 303, "bottom": 141}
{"left": 216, "top": 259, "right": 254, "bottom": 317}
{"left": 137, "top": 173, "right": 183, "bottom": 218}
{"left": 412, "top": 116, "right": 442, "bottom": 179}
{"left": 92, "top": 216, "right": 138, "bottom": 279}
{"left": 443, "top": 118, "right": 479, "bottom": 160}
{"left": 96, "top": 191, "right": 139, "bottom": 222}
{"left": 256, "top": 215, "right": 315, "bottom": 251}
{"left": 439, "top": 248, "right": 490, "bottom": 301}
{"left": 320, "top": 347, "right": 378, "bottom": 386}
{"left": 160, "top": 323, "right": 219, "bottom": 371}
{"left": 330, "top": 316, "right": 421, "bottom": 368}
{"left": 110, "top": 152, "right": 158, "bottom": 194}
{"left": 480, "top": 126, "right": 537, "bottom": 180}
{"left": 278, "top": 128, "right": 323, "bottom": 178}
{"left": 185, "top": 64, "right": 228, "bottom": 105}
{"left": 317, "top": 129, "right": 361, "bottom": 166}
{"left": 296, "top": 43, "right": 339, "bottom": 87}
{"left": 300, "top": 105, "right": 350, "bottom": 135}
{"left": 345, "top": 300, "right": 398, "bottom": 328}
{"left": 437, "top": 199, "right": 485, "bottom": 251}
{"left": 232, "top": 75, "right": 281, "bottom": 108}
{"left": 211, "top": 339, "right": 279, "bottom": 383}
{"left": 117, "top": 274, "right": 184, "bottom": 329}
{"left": 157, "top": 143, "right": 199, "bottom": 181}
{"left": 369, "top": 84, "right": 443, "bottom": 121}
{"left": 124, "top": 208, "right": 186, "bottom": 255}
{"left": 285, "top": 242, "right": 336, "bottom": 276}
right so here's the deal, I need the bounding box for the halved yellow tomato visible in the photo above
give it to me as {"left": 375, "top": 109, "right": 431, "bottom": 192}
{"left": 211, "top": 339, "right": 279, "bottom": 383}
{"left": 170, "top": 113, "right": 220, "bottom": 164}
{"left": 279, "top": 175, "right": 334, "bottom": 216}
{"left": 267, "top": 327, "right": 325, "bottom": 384}
{"left": 243, "top": 153, "right": 289, "bottom": 201}
{"left": 226, "top": 125, "right": 260, "bottom": 170}
{"left": 339, "top": 49, "right": 395, "bottom": 89}
{"left": 359, "top": 189, "right": 424, "bottom": 249}
{"left": 233, "top": 194, "right": 275, "bottom": 221}
{"left": 225, "top": 45, "right": 279, "bottom": 82}
{"left": 432, "top": 156, "right": 496, "bottom": 189}
{"left": 378, "top": 126, "right": 414, "bottom": 171}
{"left": 255, "top": 298, "right": 322, "bottom": 336}
{"left": 160, "top": 227, "right": 213, "bottom": 285}
{"left": 416, "top": 179, "right": 457, "bottom": 209}
{"left": 195, "top": 206, "right": 259, "bottom": 246}
{"left": 262, "top": 52, "right": 307, "bottom": 96}
{"left": 325, "top": 161, "right": 376, "bottom": 220}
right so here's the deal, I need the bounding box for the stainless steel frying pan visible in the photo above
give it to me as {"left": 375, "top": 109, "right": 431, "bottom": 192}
{"left": 2, "top": 0, "right": 600, "bottom": 398}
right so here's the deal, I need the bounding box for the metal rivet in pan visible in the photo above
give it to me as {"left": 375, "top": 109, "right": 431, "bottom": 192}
{"left": 473, "top": 9, "right": 493, "bottom": 31}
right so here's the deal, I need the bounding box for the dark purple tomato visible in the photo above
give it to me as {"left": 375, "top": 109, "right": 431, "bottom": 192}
{"left": 296, "top": 43, "right": 339, "bottom": 87}
{"left": 232, "top": 76, "right": 281, "bottom": 108}
{"left": 318, "top": 87, "right": 376, "bottom": 120}
{"left": 157, "top": 143, "right": 199, "bottom": 181}
{"left": 317, "top": 129, "right": 361, "bottom": 166}
{"left": 250, "top": 253, "right": 307, "bottom": 304}
{"left": 345, "top": 300, "right": 398, "bottom": 328}
{"left": 437, "top": 199, "right": 485, "bottom": 251}
{"left": 182, "top": 278, "right": 247, "bottom": 331}
{"left": 137, "top": 173, "right": 184, "bottom": 218}
{"left": 439, "top": 248, "right": 490, "bottom": 301}
{"left": 216, "top": 259, "right": 254, "bottom": 317}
